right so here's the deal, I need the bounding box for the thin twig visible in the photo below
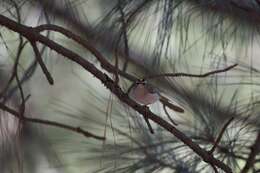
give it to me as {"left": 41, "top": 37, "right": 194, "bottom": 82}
{"left": 143, "top": 106, "right": 154, "bottom": 134}
{"left": 0, "top": 0, "right": 26, "bottom": 101}
{"left": 163, "top": 104, "right": 178, "bottom": 126}
{"left": 125, "top": 0, "right": 151, "bottom": 26}
{"left": 0, "top": 15, "right": 233, "bottom": 173}
{"left": 114, "top": 31, "right": 121, "bottom": 84}
{"left": 15, "top": 71, "right": 25, "bottom": 116}
{"left": 144, "top": 64, "right": 238, "bottom": 80}
{"left": 209, "top": 117, "right": 234, "bottom": 154}
{"left": 114, "top": 128, "right": 176, "bottom": 169}
{"left": 118, "top": 0, "right": 130, "bottom": 72}
{"left": 114, "top": 46, "right": 120, "bottom": 84}
{"left": 3, "top": 59, "right": 37, "bottom": 102}
{"left": 4, "top": 10, "right": 51, "bottom": 101}
{"left": 160, "top": 95, "right": 184, "bottom": 113}
{"left": 0, "top": 40, "right": 27, "bottom": 100}
{"left": 34, "top": 24, "right": 138, "bottom": 82}
{"left": 241, "top": 132, "right": 260, "bottom": 173}
{"left": 0, "top": 102, "right": 105, "bottom": 141}
{"left": 30, "top": 41, "right": 54, "bottom": 85}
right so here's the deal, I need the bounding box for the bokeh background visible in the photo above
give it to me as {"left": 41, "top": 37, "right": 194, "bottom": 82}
{"left": 1, "top": 0, "right": 260, "bottom": 172}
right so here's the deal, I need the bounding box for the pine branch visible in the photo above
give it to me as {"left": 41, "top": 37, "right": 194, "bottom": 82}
{"left": 144, "top": 64, "right": 237, "bottom": 80}
{"left": 0, "top": 102, "right": 105, "bottom": 141}
{"left": 241, "top": 132, "right": 260, "bottom": 173}
{"left": 0, "top": 14, "right": 233, "bottom": 173}
{"left": 30, "top": 41, "right": 54, "bottom": 85}
{"left": 209, "top": 117, "right": 234, "bottom": 154}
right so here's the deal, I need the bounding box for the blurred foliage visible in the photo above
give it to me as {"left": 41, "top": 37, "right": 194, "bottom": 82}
{"left": 1, "top": 0, "right": 260, "bottom": 173}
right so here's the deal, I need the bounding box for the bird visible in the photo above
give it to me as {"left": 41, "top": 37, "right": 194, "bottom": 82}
{"left": 128, "top": 80, "right": 184, "bottom": 113}
{"left": 128, "top": 80, "right": 159, "bottom": 105}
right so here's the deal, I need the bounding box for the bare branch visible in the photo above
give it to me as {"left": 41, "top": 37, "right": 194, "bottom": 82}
{"left": 118, "top": 0, "right": 130, "bottom": 72}
{"left": 241, "top": 132, "right": 260, "bottom": 173}
{"left": 0, "top": 102, "right": 105, "bottom": 141}
{"left": 0, "top": 40, "right": 27, "bottom": 100}
{"left": 144, "top": 64, "right": 238, "bottom": 80}
{"left": 160, "top": 95, "right": 184, "bottom": 113}
{"left": 142, "top": 106, "right": 154, "bottom": 134}
{"left": 163, "top": 104, "right": 178, "bottom": 126}
{"left": 0, "top": 14, "right": 233, "bottom": 173}
{"left": 34, "top": 24, "right": 138, "bottom": 82}
{"left": 209, "top": 117, "right": 234, "bottom": 154}
{"left": 30, "top": 41, "right": 54, "bottom": 85}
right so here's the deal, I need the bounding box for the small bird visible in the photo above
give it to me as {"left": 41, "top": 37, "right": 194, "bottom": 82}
{"left": 128, "top": 80, "right": 160, "bottom": 105}
{"left": 128, "top": 80, "right": 184, "bottom": 113}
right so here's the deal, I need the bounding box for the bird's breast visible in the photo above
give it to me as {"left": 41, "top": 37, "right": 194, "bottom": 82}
{"left": 129, "top": 84, "right": 159, "bottom": 105}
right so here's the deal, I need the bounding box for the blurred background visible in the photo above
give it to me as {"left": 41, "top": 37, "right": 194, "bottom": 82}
{"left": 1, "top": 0, "right": 260, "bottom": 172}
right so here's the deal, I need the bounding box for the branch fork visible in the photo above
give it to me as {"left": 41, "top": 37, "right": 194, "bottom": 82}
{"left": 0, "top": 14, "right": 237, "bottom": 173}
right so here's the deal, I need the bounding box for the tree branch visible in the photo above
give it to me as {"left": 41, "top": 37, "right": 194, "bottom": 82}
{"left": 0, "top": 14, "right": 233, "bottom": 173}
{"left": 241, "top": 132, "right": 260, "bottom": 173}
{"left": 144, "top": 64, "right": 238, "bottom": 80}
{"left": 34, "top": 24, "right": 138, "bottom": 82}
{"left": 30, "top": 41, "right": 54, "bottom": 85}
{"left": 209, "top": 117, "right": 234, "bottom": 154}
{"left": 0, "top": 102, "right": 105, "bottom": 141}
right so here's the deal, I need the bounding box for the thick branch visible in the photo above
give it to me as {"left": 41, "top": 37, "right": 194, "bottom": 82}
{"left": 0, "top": 14, "right": 232, "bottom": 173}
